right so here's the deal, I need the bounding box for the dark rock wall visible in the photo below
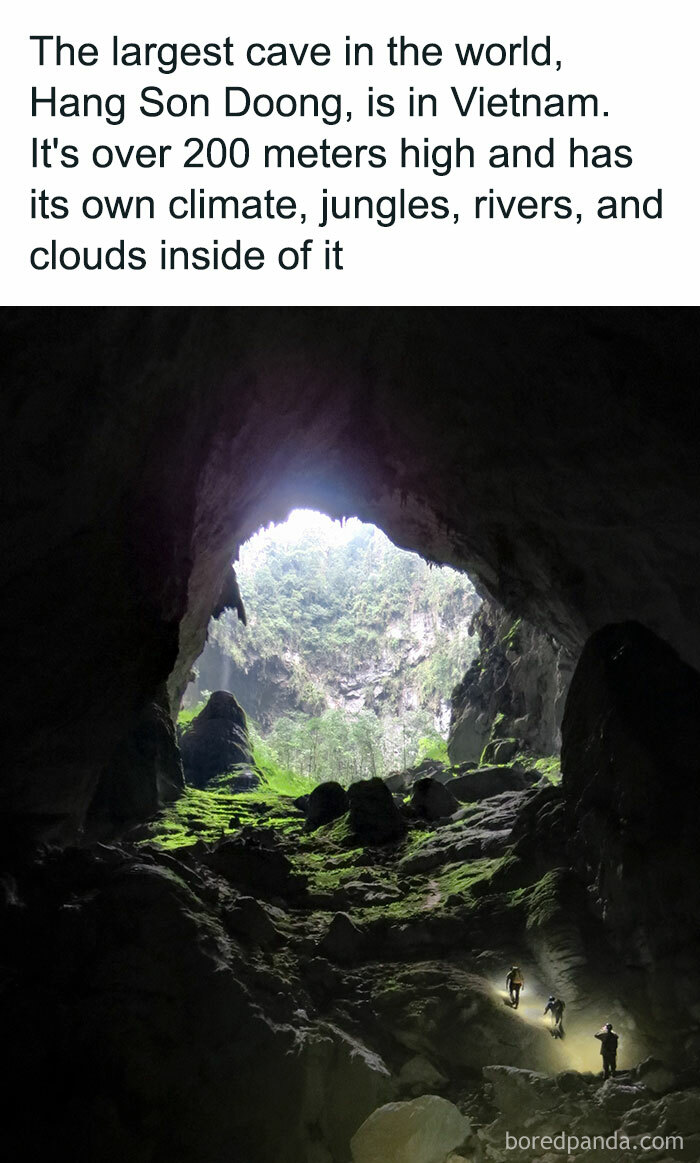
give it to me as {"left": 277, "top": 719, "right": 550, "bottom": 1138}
{"left": 2, "top": 307, "right": 698, "bottom": 841}
{"left": 86, "top": 685, "right": 184, "bottom": 839}
{"left": 561, "top": 622, "right": 700, "bottom": 1051}
{"left": 448, "top": 598, "right": 572, "bottom": 763}
{"left": 562, "top": 622, "right": 700, "bottom": 949}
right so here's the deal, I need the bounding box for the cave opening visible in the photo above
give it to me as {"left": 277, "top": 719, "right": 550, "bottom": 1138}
{"left": 179, "top": 507, "right": 486, "bottom": 790}
{"left": 173, "top": 500, "right": 569, "bottom": 815}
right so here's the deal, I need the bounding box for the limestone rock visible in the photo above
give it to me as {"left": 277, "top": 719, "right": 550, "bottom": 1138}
{"left": 205, "top": 834, "right": 306, "bottom": 899}
{"left": 180, "top": 690, "right": 257, "bottom": 789}
{"left": 303, "top": 1026, "right": 395, "bottom": 1162}
{"left": 410, "top": 777, "right": 459, "bottom": 821}
{"left": 484, "top": 1066, "right": 565, "bottom": 1122}
{"left": 632, "top": 1057, "right": 677, "bottom": 1094}
{"left": 385, "top": 761, "right": 450, "bottom": 795}
{"left": 351, "top": 1095, "right": 471, "bottom": 1163}
{"left": 87, "top": 685, "right": 184, "bottom": 837}
{"left": 306, "top": 780, "right": 348, "bottom": 829}
{"left": 657, "top": 1090, "right": 700, "bottom": 1136}
{"left": 448, "top": 599, "right": 572, "bottom": 765}
{"left": 320, "top": 912, "right": 365, "bottom": 964}
{"left": 399, "top": 1056, "right": 449, "bottom": 1096}
{"left": 450, "top": 765, "right": 533, "bottom": 802}
{"left": 561, "top": 622, "right": 700, "bottom": 1012}
{"left": 481, "top": 737, "right": 519, "bottom": 765}
{"left": 224, "top": 895, "right": 283, "bottom": 949}
{"left": 348, "top": 778, "right": 407, "bottom": 844}
{"left": 399, "top": 791, "right": 523, "bottom": 872}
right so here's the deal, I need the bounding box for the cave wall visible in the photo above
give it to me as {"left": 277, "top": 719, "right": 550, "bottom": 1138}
{"left": 2, "top": 307, "right": 698, "bottom": 842}
{"left": 560, "top": 621, "right": 700, "bottom": 1055}
{"left": 448, "top": 598, "right": 572, "bottom": 763}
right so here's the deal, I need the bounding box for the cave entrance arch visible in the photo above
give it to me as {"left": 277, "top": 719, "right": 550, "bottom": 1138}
{"left": 4, "top": 307, "right": 697, "bottom": 845}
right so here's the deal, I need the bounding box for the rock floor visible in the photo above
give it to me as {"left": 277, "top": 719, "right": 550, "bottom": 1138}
{"left": 2, "top": 779, "right": 698, "bottom": 1161}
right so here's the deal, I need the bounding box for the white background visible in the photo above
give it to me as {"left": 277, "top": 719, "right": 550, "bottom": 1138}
{"left": 1, "top": 0, "right": 697, "bottom": 305}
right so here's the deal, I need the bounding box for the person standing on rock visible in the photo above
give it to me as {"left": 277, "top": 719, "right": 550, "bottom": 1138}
{"left": 506, "top": 965, "right": 524, "bottom": 1008}
{"left": 544, "top": 995, "right": 565, "bottom": 1036}
{"left": 595, "top": 1022, "right": 619, "bottom": 1079}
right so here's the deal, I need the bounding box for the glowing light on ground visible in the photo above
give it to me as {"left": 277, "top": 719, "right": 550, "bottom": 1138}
{"left": 487, "top": 968, "right": 646, "bottom": 1076}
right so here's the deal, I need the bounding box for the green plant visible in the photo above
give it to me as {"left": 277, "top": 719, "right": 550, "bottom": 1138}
{"left": 416, "top": 733, "right": 449, "bottom": 764}
{"left": 177, "top": 698, "right": 208, "bottom": 728}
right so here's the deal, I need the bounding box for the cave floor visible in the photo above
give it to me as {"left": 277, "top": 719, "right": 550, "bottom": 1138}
{"left": 3, "top": 778, "right": 698, "bottom": 1161}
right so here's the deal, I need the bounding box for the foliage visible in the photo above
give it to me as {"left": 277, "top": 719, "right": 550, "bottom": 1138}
{"left": 415, "top": 733, "right": 450, "bottom": 764}
{"left": 529, "top": 755, "right": 562, "bottom": 784}
{"left": 186, "top": 513, "right": 481, "bottom": 784}
{"left": 177, "top": 698, "right": 208, "bottom": 728}
{"left": 251, "top": 736, "right": 320, "bottom": 797}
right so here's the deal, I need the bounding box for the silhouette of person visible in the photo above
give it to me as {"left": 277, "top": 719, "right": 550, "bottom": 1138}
{"left": 506, "top": 965, "right": 524, "bottom": 1008}
{"left": 595, "top": 1022, "right": 619, "bottom": 1078}
{"left": 544, "top": 995, "right": 565, "bottom": 1036}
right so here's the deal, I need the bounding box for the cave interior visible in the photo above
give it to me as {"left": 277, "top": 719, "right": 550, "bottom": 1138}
{"left": 2, "top": 307, "right": 700, "bottom": 1162}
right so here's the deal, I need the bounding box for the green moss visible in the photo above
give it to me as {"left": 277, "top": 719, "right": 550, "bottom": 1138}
{"left": 501, "top": 618, "right": 522, "bottom": 651}
{"left": 251, "top": 741, "right": 320, "bottom": 797}
{"left": 143, "top": 782, "right": 306, "bottom": 851}
{"left": 529, "top": 755, "right": 561, "bottom": 784}
{"left": 401, "top": 828, "right": 434, "bottom": 855}
{"left": 312, "top": 813, "right": 357, "bottom": 847}
{"left": 177, "top": 701, "right": 207, "bottom": 728}
{"left": 513, "top": 868, "right": 568, "bottom": 930}
{"left": 436, "top": 856, "right": 505, "bottom": 901}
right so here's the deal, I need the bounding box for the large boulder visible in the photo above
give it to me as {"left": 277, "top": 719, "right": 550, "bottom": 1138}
{"left": 481, "top": 737, "right": 520, "bottom": 765}
{"left": 450, "top": 765, "right": 533, "bottom": 802}
{"left": 351, "top": 1095, "right": 471, "bottom": 1163}
{"left": 306, "top": 781, "right": 348, "bottom": 829}
{"left": 180, "top": 690, "right": 257, "bottom": 789}
{"left": 348, "top": 779, "right": 407, "bottom": 845}
{"left": 223, "top": 895, "right": 283, "bottom": 949}
{"left": 319, "top": 912, "right": 365, "bottom": 964}
{"left": 205, "top": 833, "right": 306, "bottom": 899}
{"left": 410, "top": 778, "right": 459, "bottom": 821}
{"left": 483, "top": 1066, "right": 563, "bottom": 1123}
{"left": 398, "top": 1057, "right": 448, "bottom": 1098}
{"left": 385, "top": 761, "right": 449, "bottom": 795}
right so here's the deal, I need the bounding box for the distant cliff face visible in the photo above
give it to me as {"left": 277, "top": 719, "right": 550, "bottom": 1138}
{"left": 184, "top": 519, "right": 481, "bottom": 770}
{"left": 448, "top": 598, "right": 573, "bottom": 764}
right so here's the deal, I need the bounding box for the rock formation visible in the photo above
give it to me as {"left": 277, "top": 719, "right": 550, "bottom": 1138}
{"left": 410, "top": 776, "right": 460, "bottom": 821}
{"left": 86, "top": 685, "right": 184, "bottom": 838}
{"left": 448, "top": 599, "right": 572, "bottom": 765}
{"left": 179, "top": 690, "right": 257, "bottom": 789}
{"left": 306, "top": 780, "right": 349, "bottom": 829}
{"left": 347, "top": 778, "right": 407, "bottom": 844}
{"left": 351, "top": 1095, "right": 471, "bottom": 1163}
{"left": 561, "top": 621, "right": 700, "bottom": 1052}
